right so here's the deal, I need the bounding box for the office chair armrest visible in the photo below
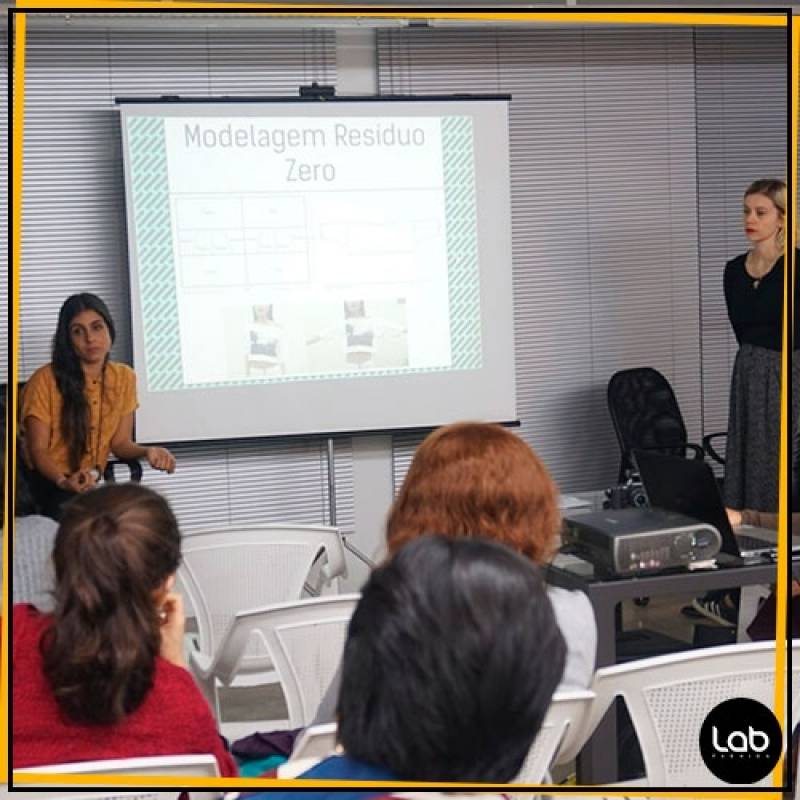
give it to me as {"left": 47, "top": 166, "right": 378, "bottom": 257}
{"left": 684, "top": 443, "right": 705, "bottom": 460}
{"left": 702, "top": 432, "right": 727, "bottom": 466}
{"left": 103, "top": 458, "right": 143, "bottom": 483}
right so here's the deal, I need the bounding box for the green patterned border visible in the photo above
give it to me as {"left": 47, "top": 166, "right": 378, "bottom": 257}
{"left": 131, "top": 115, "right": 480, "bottom": 391}
{"left": 128, "top": 117, "right": 184, "bottom": 390}
{"left": 441, "top": 115, "right": 481, "bottom": 369}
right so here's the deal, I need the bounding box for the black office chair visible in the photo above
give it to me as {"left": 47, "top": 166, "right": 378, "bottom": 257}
{"left": 607, "top": 367, "right": 725, "bottom": 484}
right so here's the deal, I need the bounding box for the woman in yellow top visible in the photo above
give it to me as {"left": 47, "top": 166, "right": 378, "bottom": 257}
{"left": 22, "top": 293, "right": 176, "bottom": 519}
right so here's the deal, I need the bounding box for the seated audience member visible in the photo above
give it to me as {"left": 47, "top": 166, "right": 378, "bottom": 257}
{"left": 248, "top": 534, "right": 566, "bottom": 794}
{"left": 689, "top": 424, "right": 800, "bottom": 627}
{"left": 312, "top": 422, "right": 596, "bottom": 725}
{"left": 725, "top": 507, "right": 800, "bottom": 640}
{"left": 688, "top": 503, "right": 800, "bottom": 629}
{"left": 12, "top": 483, "right": 237, "bottom": 776}
{"left": 10, "top": 444, "right": 58, "bottom": 611}
{"left": 0, "top": 412, "right": 57, "bottom": 611}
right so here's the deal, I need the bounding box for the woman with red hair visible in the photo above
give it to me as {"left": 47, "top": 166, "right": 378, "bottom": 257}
{"left": 313, "top": 422, "right": 596, "bottom": 724}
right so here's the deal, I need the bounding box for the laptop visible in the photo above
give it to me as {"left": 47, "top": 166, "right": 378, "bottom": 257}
{"left": 632, "top": 449, "right": 786, "bottom": 563}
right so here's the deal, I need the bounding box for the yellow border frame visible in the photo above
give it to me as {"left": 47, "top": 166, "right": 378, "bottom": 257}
{"left": 4, "top": 8, "right": 793, "bottom": 798}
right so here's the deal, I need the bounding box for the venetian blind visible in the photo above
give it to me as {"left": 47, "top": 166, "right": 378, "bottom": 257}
{"left": 15, "top": 21, "right": 354, "bottom": 534}
{"left": 379, "top": 26, "right": 703, "bottom": 493}
{"left": 694, "top": 26, "right": 787, "bottom": 462}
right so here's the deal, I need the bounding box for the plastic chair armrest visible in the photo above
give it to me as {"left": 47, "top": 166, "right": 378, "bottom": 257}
{"left": 188, "top": 648, "right": 214, "bottom": 681}
{"left": 702, "top": 432, "right": 727, "bottom": 465}
{"left": 319, "top": 530, "right": 347, "bottom": 582}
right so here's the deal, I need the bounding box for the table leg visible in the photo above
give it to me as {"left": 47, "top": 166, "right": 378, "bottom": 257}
{"left": 576, "top": 596, "right": 618, "bottom": 785}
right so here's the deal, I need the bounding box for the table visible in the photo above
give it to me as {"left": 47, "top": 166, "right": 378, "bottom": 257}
{"left": 545, "top": 553, "right": 780, "bottom": 784}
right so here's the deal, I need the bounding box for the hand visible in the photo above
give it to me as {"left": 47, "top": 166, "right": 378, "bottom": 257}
{"left": 146, "top": 446, "right": 176, "bottom": 474}
{"left": 725, "top": 507, "right": 743, "bottom": 528}
{"left": 60, "top": 469, "right": 98, "bottom": 494}
{"left": 792, "top": 580, "right": 800, "bottom": 598}
{"left": 158, "top": 591, "right": 186, "bottom": 667}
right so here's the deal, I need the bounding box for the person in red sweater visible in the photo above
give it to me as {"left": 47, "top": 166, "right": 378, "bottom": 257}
{"left": 12, "top": 483, "right": 237, "bottom": 777}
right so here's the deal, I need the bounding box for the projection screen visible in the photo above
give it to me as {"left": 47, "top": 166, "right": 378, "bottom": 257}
{"left": 118, "top": 97, "right": 515, "bottom": 442}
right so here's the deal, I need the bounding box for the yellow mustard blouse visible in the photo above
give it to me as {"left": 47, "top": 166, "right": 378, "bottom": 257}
{"left": 22, "top": 361, "right": 139, "bottom": 474}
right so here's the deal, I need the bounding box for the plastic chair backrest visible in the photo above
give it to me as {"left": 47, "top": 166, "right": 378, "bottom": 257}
{"left": 289, "top": 722, "right": 339, "bottom": 762}
{"left": 587, "top": 640, "right": 799, "bottom": 787}
{"left": 13, "top": 754, "right": 220, "bottom": 799}
{"left": 178, "top": 524, "right": 346, "bottom": 673}
{"left": 607, "top": 367, "right": 689, "bottom": 480}
{"left": 216, "top": 594, "right": 359, "bottom": 727}
{"left": 512, "top": 690, "right": 595, "bottom": 785}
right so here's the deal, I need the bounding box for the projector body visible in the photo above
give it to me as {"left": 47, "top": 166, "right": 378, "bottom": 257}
{"left": 562, "top": 508, "right": 721, "bottom": 576}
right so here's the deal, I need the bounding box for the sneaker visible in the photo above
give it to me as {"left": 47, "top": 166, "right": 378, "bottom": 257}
{"left": 681, "top": 604, "right": 705, "bottom": 620}
{"left": 690, "top": 597, "right": 737, "bottom": 628}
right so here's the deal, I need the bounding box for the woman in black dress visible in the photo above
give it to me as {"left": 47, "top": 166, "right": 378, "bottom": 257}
{"left": 723, "top": 178, "right": 796, "bottom": 512}
{"left": 690, "top": 179, "right": 797, "bottom": 628}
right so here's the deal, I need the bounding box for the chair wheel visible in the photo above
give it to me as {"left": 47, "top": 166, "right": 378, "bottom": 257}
{"left": 634, "top": 597, "right": 650, "bottom": 607}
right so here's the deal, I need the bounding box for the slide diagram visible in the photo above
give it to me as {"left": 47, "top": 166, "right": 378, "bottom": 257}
{"left": 172, "top": 194, "right": 310, "bottom": 289}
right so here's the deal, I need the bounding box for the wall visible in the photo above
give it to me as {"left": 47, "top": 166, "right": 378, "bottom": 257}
{"left": 2, "top": 18, "right": 787, "bottom": 562}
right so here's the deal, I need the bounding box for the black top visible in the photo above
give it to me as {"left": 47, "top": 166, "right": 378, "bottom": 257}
{"left": 723, "top": 248, "right": 798, "bottom": 352}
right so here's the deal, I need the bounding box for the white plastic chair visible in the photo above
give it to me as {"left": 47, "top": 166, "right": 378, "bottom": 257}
{"left": 278, "top": 694, "right": 596, "bottom": 787}
{"left": 192, "top": 594, "right": 359, "bottom": 728}
{"left": 177, "top": 524, "right": 346, "bottom": 716}
{"left": 582, "top": 640, "right": 800, "bottom": 788}
{"left": 512, "top": 689, "right": 596, "bottom": 786}
{"left": 290, "top": 722, "right": 339, "bottom": 762}
{"left": 12, "top": 754, "right": 220, "bottom": 799}
{"left": 276, "top": 722, "right": 340, "bottom": 779}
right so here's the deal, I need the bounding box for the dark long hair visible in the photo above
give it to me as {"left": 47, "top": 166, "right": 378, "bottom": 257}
{"left": 52, "top": 293, "right": 116, "bottom": 472}
{"left": 41, "top": 484, "right": 181, "bottom": 725}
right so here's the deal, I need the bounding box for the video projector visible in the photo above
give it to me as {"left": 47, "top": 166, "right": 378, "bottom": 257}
{"left": 562, "top": 508, "right": 721, "bottom": 576}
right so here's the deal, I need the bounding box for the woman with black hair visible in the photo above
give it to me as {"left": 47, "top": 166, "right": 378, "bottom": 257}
{"left": 12, "top": 483, "right": 237, "bottom": 775}
{"left": 248, "top": 535, "right": 566, "bottom": 793}
{"left": 22, "top": 293, "right": 175, "bottom": 519}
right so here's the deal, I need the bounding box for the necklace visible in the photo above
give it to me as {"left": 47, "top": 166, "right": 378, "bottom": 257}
{"left": 745, "top": 250, "right": 778, "bottom": 289}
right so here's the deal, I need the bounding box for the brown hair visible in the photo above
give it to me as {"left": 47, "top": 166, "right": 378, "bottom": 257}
{"left": 386, "top": 422, "right": 560, "bottom": 564}
{"left": 41, "top": 483, "right": 181, "bottom": 725}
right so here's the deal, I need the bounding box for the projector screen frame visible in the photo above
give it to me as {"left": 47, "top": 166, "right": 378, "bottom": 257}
{"left": 117, "top": 94, "right": 516, "bottom": 444}
{"left": 115, "top": 94, "right": 512, "bottom": 106}
{"left": 128, "top": 419, "right": 521, "bottom": 451}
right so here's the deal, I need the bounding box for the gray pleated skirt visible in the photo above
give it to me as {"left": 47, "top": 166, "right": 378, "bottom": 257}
{"left": 723, "top": 343, "right": 799, "bottom": 511}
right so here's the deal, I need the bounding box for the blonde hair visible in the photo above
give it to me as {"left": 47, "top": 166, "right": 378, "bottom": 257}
{"left": 744, "top": 178, "right": 786, "bottom": 248}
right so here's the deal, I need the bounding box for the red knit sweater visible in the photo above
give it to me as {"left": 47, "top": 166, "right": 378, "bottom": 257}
{"left": 12, "top": 604, "right": 237, "bottom": 776}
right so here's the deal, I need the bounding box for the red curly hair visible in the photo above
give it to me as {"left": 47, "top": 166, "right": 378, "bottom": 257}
{"left": 386, "top": 422, "right": 561, "bottom": 565}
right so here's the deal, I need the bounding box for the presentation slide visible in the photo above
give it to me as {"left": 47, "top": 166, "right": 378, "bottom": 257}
{"left": 120, "top": 99, "right": 515, "bottom": 442}
{"left": 164, "top": 115, "right": 452, "bottom": 385}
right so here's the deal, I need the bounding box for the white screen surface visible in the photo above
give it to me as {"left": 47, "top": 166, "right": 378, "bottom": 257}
{"left": 119, "top": 99, "right": 515, "bottom": 442}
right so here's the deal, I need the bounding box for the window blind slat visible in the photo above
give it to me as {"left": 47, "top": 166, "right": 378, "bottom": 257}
{"left": 378, "top": 25, "right": 783, "bottom": 493}
{"left": 14, "top": 24, "right": 348, "bottom": 534}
